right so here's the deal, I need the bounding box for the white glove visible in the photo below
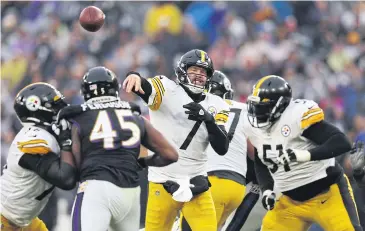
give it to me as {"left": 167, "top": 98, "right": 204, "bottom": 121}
{"left": 171, "top": 178, "right": 193, "bottom": 202}
{"left": 277, "top": 149, "right": 311, "bottom": 165}
{"left": 262, "top": 190, "right": 276, "bottom": 210}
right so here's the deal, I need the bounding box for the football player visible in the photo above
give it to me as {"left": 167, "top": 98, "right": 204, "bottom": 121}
{"left": 65, "top": 66, "right": 178, "bottom": 231}
{"left": 349, "top": 141, "right": 365, "bottom": 186}
{"left": 1, "top": 83, "right": 77, "bottom": 231}
{"left": 123, "top": 49, "right": 230, "bottom": 231}
{"left": 177, "top": 70, "right": 259, "bottom": 230}
{"left": 244, "top": 75, "right": 362, "bottom": 231}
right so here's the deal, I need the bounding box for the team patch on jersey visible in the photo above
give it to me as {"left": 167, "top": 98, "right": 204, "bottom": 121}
{"left": 207, "top": 106, "right": 217, "bottom": 117}
{"left": 281, "top": 125, "right": 291, "bottom": 137}
{"left": 25, "top": 95, "right": 41, "bottom": 111}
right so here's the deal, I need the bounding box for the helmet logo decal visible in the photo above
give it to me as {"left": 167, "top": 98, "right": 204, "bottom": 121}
{"left": 281, "top": 125, "right": 291, "bottom": 137}
{"left": 89, "top": 84, "right": 97, "bottom": 90}
{"left": 223, "top": 77, "right": 231, "bottom": 90}
{"left": 53, "top": 95, "right": 61, "bottom": 101}
{"left": 26, "top": 95, "right": 41, "bottom": 111}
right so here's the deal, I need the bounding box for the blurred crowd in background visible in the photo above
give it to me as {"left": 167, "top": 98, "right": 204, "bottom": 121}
{"left": 1, "top": 1, "right": 365, "bottom": 231}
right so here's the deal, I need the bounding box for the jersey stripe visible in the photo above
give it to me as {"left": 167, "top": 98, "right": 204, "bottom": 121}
{"left": 149, "top": 78, "right": 163, "bottom": 111}
{"left": 252, "top": 75, "right": 272, "bottom": 96}
{"left": 153, "top": 77, "right": 165, "bottom": 94}
{"left": 215, "top": 110, "right": 229, "bottom": 124}
{"left": 301, "top": 109, "right": 324, "bottom": 129}
{"left": 302, "top": 108, "right": 322, "bottom": 119}
{"left": 200, "top": 50, "right": 205, "bottom": 62}
{"left": 17, "top": 139, "right": 51, "bottom": 154}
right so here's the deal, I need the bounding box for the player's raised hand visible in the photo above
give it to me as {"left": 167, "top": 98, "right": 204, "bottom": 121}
{"left": 262, "top": 190, "right": 276, "bottom": 210}
{"left": 123, "top": 73, "right": 145, "bottom": 94}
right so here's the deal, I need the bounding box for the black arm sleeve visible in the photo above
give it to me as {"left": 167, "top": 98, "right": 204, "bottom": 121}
{"left": 254, "top": 148, "right": 274, "bottom": 192}
{"left": 126, "top": 71, "right": 152, "bottom": 103}
{"left": 138, "top": 153, "right": 175, "bottom": 167}
{"left": 205, "top": 123, "right": 229, "bottom": 155}
{"left": 302, "top": 121, "right": 352, "bottom": 161}
{"left": 19, "top": 152, "right": 77, "bottom": 190}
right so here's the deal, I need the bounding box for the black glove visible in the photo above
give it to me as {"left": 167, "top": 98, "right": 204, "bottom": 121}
{"left": 189, "top": 175, "right": 211, "bottom": 196}
{"left": 51, "top": 119, "right": 72, "bottom": 152}
{"left": 183, "top": 102, "right": 214, "bottom": 123}
{"left": 137, "top": 158, "right": 147, "bottom": 168}
{"left": 262, "top": 190, "right": 276, "bottom": 210}
{"left": 163, "top": 180, "right": 181, "bottom": 195}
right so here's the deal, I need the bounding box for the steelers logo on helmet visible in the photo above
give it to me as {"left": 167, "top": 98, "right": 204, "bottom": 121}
{"left": 281, "top": 125, "right": 291, "bottom": 137}
{"left": 223, "top": 77, "right": 231, "bottom": 91}
{"left": 25, "top": 95, "right": 41, "bottom": 112}
{"left": 207, "top": 106, "right": 217, "bottom": 117}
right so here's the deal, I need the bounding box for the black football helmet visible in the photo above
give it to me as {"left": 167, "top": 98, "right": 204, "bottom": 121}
{"left": 207, "top": 70, "right": 234, "bottom": 100}
{"left": 175, "top": 49, "right": 214, "bottom": 94}
{"left": 247, "top": 75, "right": 292, "bottom": 128}
{"left": 81, "top": 66, "right": 120, "bottom": 102}
{"left": 14, "top": 82, "right": 67, "bottom": 126}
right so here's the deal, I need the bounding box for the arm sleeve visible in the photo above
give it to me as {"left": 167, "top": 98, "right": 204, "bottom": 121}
{"left": 206, "top": 100, "right": 230, "bottom": 155}
{"left": 302, "top": 121, "right": 352, "bottom": 161}
{"left": 254, "top": 148, "right": 274, "bottom": 192}
{"left": 206, "top": 123, "right": 229, "bottom": 155}
{"left": 18, "top": 152, "right": 77, "bottom": 190}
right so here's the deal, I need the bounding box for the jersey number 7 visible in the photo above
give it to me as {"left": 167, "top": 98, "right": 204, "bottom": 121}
{"left": 179, "top": 108, "right": 242, "bottom": 150}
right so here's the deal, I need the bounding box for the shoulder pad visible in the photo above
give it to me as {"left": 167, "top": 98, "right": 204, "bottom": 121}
{"left": 292, "top": 99, "right": 324, "bottom": 130}
{"left": 17, "top": 127, "right": 53, "bottom": 155}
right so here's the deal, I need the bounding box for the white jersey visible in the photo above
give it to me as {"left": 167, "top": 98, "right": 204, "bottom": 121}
{"left": 145, "top": 76, "right": 230, "bottom": 182}
{"left": 1, "top": 125, "right": 60, "bottom": 227}
{"left": 243, "top": 99, "right": 335, "bottom": 192}
{"left": 206, "top": 100, "right": 247, "bottom": 178}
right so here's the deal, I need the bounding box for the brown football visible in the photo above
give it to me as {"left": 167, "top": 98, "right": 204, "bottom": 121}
{"left": 79, "top": 6, "right": 105, "bottom": 32}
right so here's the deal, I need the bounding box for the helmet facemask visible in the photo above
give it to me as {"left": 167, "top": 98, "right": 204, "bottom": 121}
{"left": 247, "top": 96, "right": 289, "bottom": 128}
{"left": 176, "top": 64, "right": 211, "bottom": 94}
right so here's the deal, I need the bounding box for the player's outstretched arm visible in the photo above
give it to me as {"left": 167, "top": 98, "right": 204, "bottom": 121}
{"left": 302, "top": 120, "right": 352, "bottom": 161}
{"left": 123, "top": 71, "right": 151, "bottom": 103}
{"left": 18, "top": 120, "right": 77, "bottom": 190}
{"left": 138, "top": 117, "right": 178, "bottom": 167}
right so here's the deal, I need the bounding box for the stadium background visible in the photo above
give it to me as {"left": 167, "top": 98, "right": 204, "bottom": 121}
{"left": 1, "top": 1, "right": 365, "bottom": 231}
